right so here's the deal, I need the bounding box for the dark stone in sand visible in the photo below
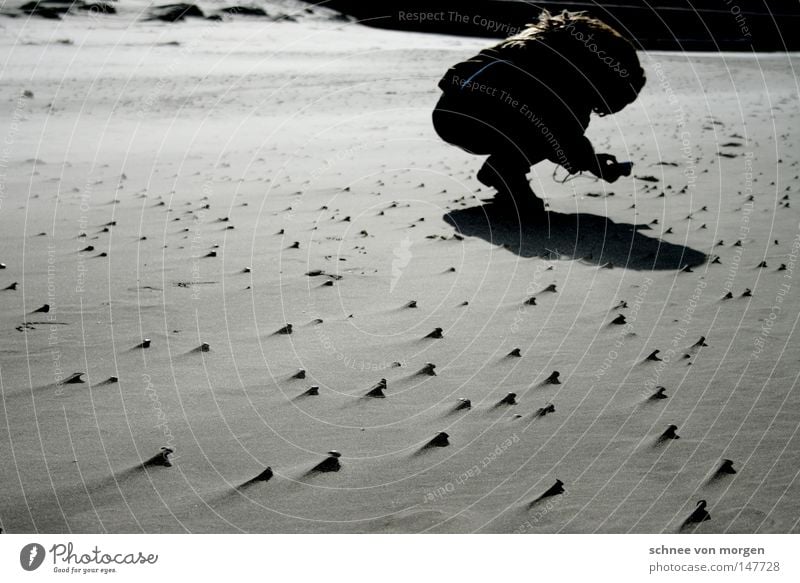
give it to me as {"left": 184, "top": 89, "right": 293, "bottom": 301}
{"left": 275, "top": 324, "right": 293, "bottom": 335}
{"left": 33, "top": 304, "right": 50, "bottom": 313}
{"left": 139, "top": 338, "right": 151, "bottom": 349}
{"left": 425, "top": 432, "right": 450, "bottom": 448}
{"left": 199, "top": 342, "right": 210, "bottom": 352}
{"left": 292, "top": 369, "right": 306, "bottom": 379}
{"left": 20, "top": 1, "right": 70, "bottom": 19}
{"left": 63, "top": 372, "right": 85, "bottom": 384}
{"left": 692, "top": 336, "right": 708, "bottom": 347}
{"left": 508, "top": 348, "right": 521, "bottom": 357}
{"left": 149, "top": 3, "right": 205, "bottom": 22}
{"left": 418, "top": 363, "right": 436, "bottom": 376}
{"left": 611, "top": 314, "right": 626, "bottom": 325}
{"left": 405, "top": 300, "right": 417, "bottom": 308}
{"left": 204, "top": 251, "right": 217, "bottom": 257}
{"left": 107, "top": 376, "right": 119, "bottom": 383}
{"left": 145, "top": 447, "right": 174, "bottom": 467}
{"left": 742, "top": 288, "right": 752, "bottom": 297}
{"left": 722, "top": 291, "right": 733, "bottom": 300}
{"left": 650, "top": 386, "right": 668, "bottom": 400}
{"left": 716, "top": 459, "right": 737, "bottom": 475}
{"left": 425, "top": 327, "right": 443, "bottom": 339}
{"left": 3, "top": 282, "right": 18, "bottom": 290}
{"left": 250, "top": 467, "right": 273, "bottom": 482}
{"left": 304, "top": 386, "right": 320, "bottom": 396}
{"left": 544, "top": 371, "right": 560, "bottom": 384}
{"left": 313, "top": 452, "right": 341, "bottom": 473}
{"left": 288, "top": 241, "right": 300, "bottom": 249}
{"left": 683, "top": 500, "right": 711, "bottom": 526}
{"left": 219, "top": 6, "right": 268, "bottom": 17}
{"left": 498, "top": 392, "right": 517, "bottom": 406}
{"left": 659, "top": 424, "right": 680, "bottom": 440}
{"left": 365, "top": 379, "right": 386, "bottom": 398}
{"left": 454, "top": 398, "right": 471, "bottom": 411}
{"left": 646, "top": 350, "right": 662, "bottom": 361}
{"left": 536, "top": 403, "right": 555, "bottom": 417}
{"left": 538, "top": 479, "right": 565, "bottom": 499}
{"left": 524, "top": 296, "right": 537, "bottom": 305}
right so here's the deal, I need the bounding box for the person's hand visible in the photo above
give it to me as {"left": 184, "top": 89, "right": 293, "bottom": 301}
{"left": 590, "top": 153, "right": 624, "bottom": 183}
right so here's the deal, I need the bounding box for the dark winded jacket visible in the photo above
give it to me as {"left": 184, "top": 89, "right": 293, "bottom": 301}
{"left": 434, "top": 46, "right": 597, "bottom": 173}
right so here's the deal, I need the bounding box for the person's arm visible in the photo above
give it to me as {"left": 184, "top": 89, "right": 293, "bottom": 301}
{"left": 525, "top": 89, "right": 629, "bottom": 183}
{"left": 551, "top": 132, "right": 628, "bottom": 183}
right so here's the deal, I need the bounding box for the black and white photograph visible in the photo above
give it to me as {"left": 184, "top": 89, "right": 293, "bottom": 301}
{"left": 0, "top": 0, "right": 798, "bottom": 579}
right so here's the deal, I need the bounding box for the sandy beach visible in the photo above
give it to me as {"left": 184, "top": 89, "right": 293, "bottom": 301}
{"left": 1, "top": 3, "right": 799, "bottom": 533}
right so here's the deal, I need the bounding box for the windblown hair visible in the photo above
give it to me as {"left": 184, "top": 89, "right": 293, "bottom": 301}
{"left": 495, "top": 10, "right": 646, "bottom": 116}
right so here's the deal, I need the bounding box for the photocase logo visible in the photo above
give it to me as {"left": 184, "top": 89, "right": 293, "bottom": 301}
{"left": 20, "top": 543, "right": 46, "bottom": 571}
{"left": 390, "top": 235, "right": 413, "bottom": 294}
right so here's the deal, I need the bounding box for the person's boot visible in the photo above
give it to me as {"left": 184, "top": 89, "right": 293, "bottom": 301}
{"left": 477, "top": 157, "right": 545, "bottom": 216}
